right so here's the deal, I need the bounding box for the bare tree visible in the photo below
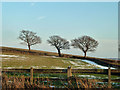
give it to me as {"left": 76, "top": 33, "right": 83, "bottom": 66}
{"left": 71, "top": 35, "right": 98, "bottom": 57}
{"left": 47, "top": 35, "right": 70, "bottom": 57}
{"left": 19, "top": 30, "right": 41, "bottom": 51}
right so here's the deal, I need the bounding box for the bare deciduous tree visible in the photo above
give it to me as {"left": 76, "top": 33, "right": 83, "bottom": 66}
{"left": 19, "top": 30, "right": 41, "bottom": 51}
{"left": 71, "top": 35, "right": 98, "bottom": 57}
{"left": 47, "top": 35, "right": 70, "bottom": 57}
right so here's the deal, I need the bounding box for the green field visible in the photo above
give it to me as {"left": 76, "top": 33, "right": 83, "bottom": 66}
{"left": 1, "top": 52, "right": 99, "bottom": 69}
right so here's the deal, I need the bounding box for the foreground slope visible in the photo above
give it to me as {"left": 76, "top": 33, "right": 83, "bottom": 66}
{"left": 1, "top": 46, "right": 120, "bottom": 69}
{"left": 1, "top": 51, "right": 99, "bottom": 69}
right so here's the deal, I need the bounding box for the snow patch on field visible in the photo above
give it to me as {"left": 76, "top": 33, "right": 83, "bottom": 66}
{"left": 42, "top": 56, "right": 59, "bottom": 58}
{"left": 2, "top": 58, "right": 10, "bottom": 60}
{"left": 4, "top": 66, "right": 46, "bottom": 69}
{"left": 0, "top": 54, "right": 19, "bottom": 58}
{"left": 4, "top": 67, "right": 16, "bottom": 69}
{"left": 4, "top": 66, "right": 25, "bottom": 69}
{"left": 51, "top": 66, "right": 65, "bottom": 69}
{"left": 78, "top": 75, "right": 96, "bottom": 78}
{"left": 81, "top": 60, "right": 115, "bottom": 69}
{"left": 69, "top": 61, "right": 80, "bottom": 66}
{"left": 61, "top": 59, "right": 98, "bottom": 69}
{"left": 62, "top": 60, "right": 69, "bottom": 64}
{"left": 1, "top": 54, "right": 27, "bottom": 60}
{"left": 50, "top": 56, "right": 59, "bottom": 58}
{"left": 31, "top": 66, "right": 47, "bottom": 69}
{"left": 74, "top": 66, "right": 94, "bottom": 69}
{"left": 31, "top": 66, "right": 40, "bottom": 69}
{"left": 42, "top": 66, "right": 47, "bottom": 67}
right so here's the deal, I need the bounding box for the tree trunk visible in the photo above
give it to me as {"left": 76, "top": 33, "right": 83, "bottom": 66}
{"left": 57, "top": 49, "right": 61, "bottom": 57}
{"left": 84, "top": 51, "right": 86, "bottom": 58}
{"left": 28, "top": 45, "right": 31, "bottom": 51}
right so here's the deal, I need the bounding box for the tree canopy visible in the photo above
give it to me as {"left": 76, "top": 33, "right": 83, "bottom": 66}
{"left": 47, "top": 35, "right": 70, "bottom": 57}
{"left": 71, "top": 35, "right": 98, "bottom": 57}
{"left": 19, "top": 30, "right": 41, "bottom": 51}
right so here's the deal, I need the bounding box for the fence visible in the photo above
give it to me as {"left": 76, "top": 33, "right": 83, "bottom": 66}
{"left": 2, "top": 67, "right": 120, "bottom": 88}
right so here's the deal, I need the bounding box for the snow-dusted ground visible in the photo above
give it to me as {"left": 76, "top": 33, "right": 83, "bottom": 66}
{"left": 51, "top": 66, "right": 65, "bottom": 69}
{"left": 69, "top": 61, "right": 80, "bottom": 66}
{"left": 0, "top": 54, "right": 27, "bottom": 61}
{"left": 42, "top": 56, "right": 59, "bottom": 58}
{"left": 81, "top": 60, "right": 115, "bottom": 69}
{"left": 0, "top": 54, "right": 19, "bottom": 58}
{"left": 1, "top": 54, "right": 98, "bottom": 69}
{"left": 1, "top": 54, "right": 113, "bottom": 69}
{"left": 78, "top": 75, "right": 96, "bottom": 78}
{"left": 67, "top": 59, "right": 98, "bottom": 69}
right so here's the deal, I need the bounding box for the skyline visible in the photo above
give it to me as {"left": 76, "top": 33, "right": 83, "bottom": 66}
{"left": 2, "top": 2, "right": 118, "bottom": 58}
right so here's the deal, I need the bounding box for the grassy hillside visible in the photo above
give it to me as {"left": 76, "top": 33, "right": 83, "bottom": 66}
{"left": 1, "top": 51, "right": 99, "bottom": 69}
{"left": 1, "top": 46, "right": 120, "bottom": 69}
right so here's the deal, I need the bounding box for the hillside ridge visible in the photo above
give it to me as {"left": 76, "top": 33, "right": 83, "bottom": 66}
{"left": 1, "top": 46, "right": 120, "bottom": 69}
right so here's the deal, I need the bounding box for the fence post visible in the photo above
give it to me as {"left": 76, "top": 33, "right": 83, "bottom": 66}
{"left": 108, "top": 66, "right": 111, "bottom": 88}
{"left": 30, "top": 67, "right": 33, "bottom": 85}
{"left": 67, "top": 66, "right": 72, "bottom": 87}
{"left": 67, "top": 66, "right": 72, "bottom": 77}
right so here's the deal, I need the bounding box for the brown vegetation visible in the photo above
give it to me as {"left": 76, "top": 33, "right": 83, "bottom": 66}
{"left": 2, "top": 74, "right": 108, "bottom": 89}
